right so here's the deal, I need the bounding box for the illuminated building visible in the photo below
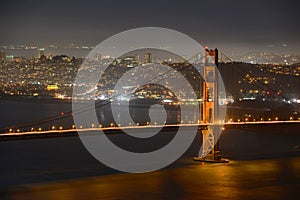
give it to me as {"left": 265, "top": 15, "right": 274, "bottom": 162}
{"left": 144, "top": 53, "right": 152, "bottom": 63}
{"left": 47, "top": 84, "right": 59, "bottom": 91}
{"left": 37, "top": 48, "right": 45, "bottom": 59}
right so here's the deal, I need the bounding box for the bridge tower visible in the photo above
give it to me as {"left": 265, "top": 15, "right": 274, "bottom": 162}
{"left": 194, "top": 48, "right": 229, "bottom": 163}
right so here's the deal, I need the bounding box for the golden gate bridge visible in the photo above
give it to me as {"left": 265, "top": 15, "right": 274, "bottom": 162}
{"left": 1, "top": 48, "right": 299, "bottom": 162}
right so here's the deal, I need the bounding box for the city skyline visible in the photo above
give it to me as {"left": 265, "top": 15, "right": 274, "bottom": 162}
{"left": 1, "top": 0, "right": 299, "bottom": 57}
{"left": 2, "top": 43, "right": 300, "bottom": 65}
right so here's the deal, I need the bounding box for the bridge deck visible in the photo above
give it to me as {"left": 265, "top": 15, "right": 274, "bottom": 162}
{"left": 1, "top": 121, "right": 299, "bottom": 141}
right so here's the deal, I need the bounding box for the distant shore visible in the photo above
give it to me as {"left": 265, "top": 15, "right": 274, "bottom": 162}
{"left": 0, "top": 94, "right": 72, "bottom": 104}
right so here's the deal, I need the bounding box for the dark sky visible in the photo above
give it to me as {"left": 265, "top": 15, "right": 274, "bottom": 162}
{"left": 1, "top": 0, "right": 299, "bottom": 55}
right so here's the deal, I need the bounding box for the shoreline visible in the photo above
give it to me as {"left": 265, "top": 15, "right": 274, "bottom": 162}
{"left": 0, "top": 95, "right": 72, "bottom": 104}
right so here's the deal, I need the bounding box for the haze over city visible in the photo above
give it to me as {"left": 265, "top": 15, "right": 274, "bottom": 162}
{"left": 1, "top": 0, "right": 299, "bottom": 57}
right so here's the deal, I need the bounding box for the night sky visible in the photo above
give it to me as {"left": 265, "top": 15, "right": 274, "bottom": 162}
{"left": 1, "top": 0, "right": 299, "bottom": 56}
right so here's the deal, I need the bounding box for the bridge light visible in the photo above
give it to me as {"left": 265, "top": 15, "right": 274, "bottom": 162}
{"left": 110, "top": 123, "right": 114, "bottom": 127}
{"left": 146, "top": 122, "right": 150, "bottom": 125}
{"left": 72, "top": 125, "right": 76, "bottom": 129}
{"left": 31, "top": 128, "right": 34, "bottom": 131}
{"left": 290, "top": 117, "right": 293, "bottom": 120}
{"left": 17, "top": 129, "right": 20, "bottom": 133}
{"left": 38, "top": 128, "right": 42, "bottom": 131}
{"left": 99, "top": 124, "right": 102, "bottom": 128}
{"left": 9, "top": 128, "right": 13, "bottom": 133}
{"left": 52, "top": 126, "right": 56, "bottom": 130}
{"left": 136, "top": 123, "right": 139, "bottom": 126}
{"left": 59, "top": 126, "right": 63, "bottom": 130}
{"left": 91, "top": 124, "right": 95, "bottom": 128}
{"left": 268, "top": 118, "right": 271, "bottom": 121}
{"left": 275, "top": 117, "right": 279, "bottom": 121}
{"left": 79, "top": 125, "right": 83, "bottom": 129}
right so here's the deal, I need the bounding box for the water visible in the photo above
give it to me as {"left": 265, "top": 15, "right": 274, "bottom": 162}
{"left": 0, "top": 99, "right": 73, "bottom": 130}
{"left": 0, "top": 130, "right": 299, "bottom": 199}
{"left": 3, "top": 158, "right": 300, "bottom": 200}
{"left": 0, "top": 99, "right": 198, "bottom": 132}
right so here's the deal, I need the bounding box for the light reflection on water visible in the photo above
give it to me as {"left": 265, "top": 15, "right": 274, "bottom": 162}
{"left": 5, "top": 157, "right": 300, "bottom": 200}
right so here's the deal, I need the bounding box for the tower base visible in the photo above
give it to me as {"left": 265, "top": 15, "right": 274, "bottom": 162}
{"left": 193, "top": 157, "right": 229, "bottom": 163}
{"left": 193, "top": 156, "right": 229, "bottom": 163}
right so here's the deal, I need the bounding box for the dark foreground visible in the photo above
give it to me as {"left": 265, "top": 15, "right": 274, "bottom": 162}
{"left": 0, "top": 128, "right": 300, "bottom": 199}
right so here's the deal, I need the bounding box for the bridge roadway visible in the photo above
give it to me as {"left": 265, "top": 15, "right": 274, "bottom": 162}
{"left": 1, "top": 120, "right": 300, "bottom": 140}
